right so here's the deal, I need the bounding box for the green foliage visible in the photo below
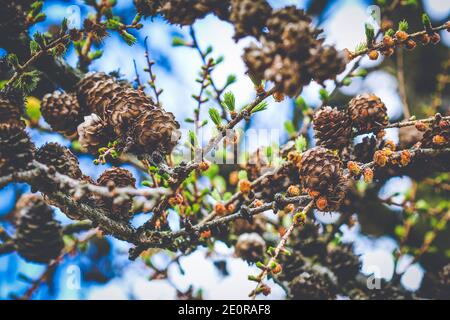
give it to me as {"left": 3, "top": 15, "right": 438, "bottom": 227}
{"left": 15, "top": 70, "right": 41, "bottom": 95}
{"left": 222, "top": 92, "right": 235, "bottom": 112}
{"left": 398, "top": 20, "right": 409, "bottom": 32}
{"left": 119, "top": 30, "right": 137, "bottom": 46}
{"left": 251, "top": 101, "right": 268, "bottom": 114}
{"left": 208, "top": 107, "right": 222, "bottom": 127}
{"left": 172, "top": 36, "right": 187, "bottom": 47}
{"left": 365, "top": 23, "right": 375, "bottom": 43}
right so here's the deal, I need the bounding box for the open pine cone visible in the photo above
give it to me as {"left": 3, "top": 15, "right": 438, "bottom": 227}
{"left": 0, "top": 123, "right": 34, "bottom": 176}
{"left": 313, "top": 106, "right": 352, "bottom": 150}
{"left": 300, "top": 147, "right": 348, "bottom": 211}
{"left": 0, "top": 93, "right": 25, "bottom": 128}
{"left": 348, "top": 94, "right": 388, "bottom": 135}
{"left": 229, "top": 0, "right": 272, "bottom": 40}
{"left": 41, "top": 91, "right": 83, "bottom": 136}
{"left": 14, "top": 195, "right": 64, "bottom": 264}
{"left": 96, "top": 167, "right": 136, "bottom": 222}
{"left": 35, "top": 142, "right": 82, "bottom": 179}
{"left": 77, "top": 113, "right": 111, "bottom": 154}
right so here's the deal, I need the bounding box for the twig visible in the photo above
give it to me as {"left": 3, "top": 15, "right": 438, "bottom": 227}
{"left": 249, "top": 200, "right": 315, "bottom": 299}
{"left": 396, "top": 48, "right": 411, "bottom": 119}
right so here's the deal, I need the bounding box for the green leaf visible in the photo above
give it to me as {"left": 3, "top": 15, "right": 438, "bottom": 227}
{"left": 251, "top": 101, "right": 268, "bottom": 114}
{"left": 225, "top": 74, "right": 237, "bottom": 86}
{"left": 211, "top": 189, "right": 222, "bottom": 201}
{"left": 365, "top": 23, "right": 375, "bottom": 43}
{"left": 222, "top": 91, "right": 235, "bottom": 112}
{"left": 119, "top": 30, "right": 137, "bottom": 46}
{"left": 295, "top": 136, "right": 307, "bottom": 152}
{"left": 172, "top": 36, "right": 186, "bottom": 47}
{"left": 6, "top": 54, "right": 19, "bottom": 68}
{"left": 88, "top": 50, "right": 103, "bottom": 60}
{"left": 188, "top": 130, "right": 198, "bottom": 147}
{"left": 284, "top": 120, "right": 296, "bottom": 137}
{"left": 141, "top": 180, "right": 153, "bottom": 187}
{"left": 422, "top": 13, "right": 431, "bottom": 29}
{"left": 105, "top": 19, "right": 121, "bottom": 30}
{"left": 29, "top": 40, "right": 40, "bottom": 54}
{"left": 15, "top": 70, "right": 41, "bottom": 95}
{"left": 208, "top": 107, "right": 222, "bottom": 127}
{"left": 295, "top": 96, "right": 307, "bottom": 111}
{"left": 398, "top": 20, "right": 409, "bottom": 32}
{"left": 238, "top": 170, "right": 248, "bottom": 180}
{"left": 319, "top": 88, "right": 329, "bottom": 102}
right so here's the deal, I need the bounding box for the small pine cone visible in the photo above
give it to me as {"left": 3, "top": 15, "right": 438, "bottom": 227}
{"left": 420, "top": 114, "right": 450, "bottom": 148}
{"left": 0, "top": 124, "right": 34, "bottom": 176}
{"left": 35, "top": 143, "right": 82, "bottom": 179}
{"left": 289, "top": 269, "right": 336, "bottom": 300}
{"left": 12, "top": 193, "right": 42, "bottom": 225}
{"left": 41, "top": 91, "right": 83, "bottom": 136}
{"left": 243, "top": 40, "right": 277, "bottom": 84}
{"left": 131, "top": 108, "right": 180, "bottom": 155}
{"left": 300, "top": 147, "right": 346, "bottom": 211}
{"left": 232, "top": 215, "right": 266, "bottom": 236}
{"left": 348, "top": 94, "right": 388, "bottom": 134}
{"left": 245, "top": 148, "right": 270, "bottom": 181}
{"left": 313, "top": 106, "right": 352, "bottom": 149}
{"left": 105, "top": 87, "right": 156, "bottom": 135}
{"left": 281, "top": 21, "right": 321, "bottom": 58}
{"left": 76, "top": 72, "right": 123, "bottom": 116}
{"left": 133, "top": 0, "right": 165, "bottom": 17}
{"left": 14, "top": 197, "right": 64, "bottom": 264}
{"left": 77, "top": 114, "right": 112, "bottom": 154}
{"left": 266, "top": 6, "right": 312, "bottom": 41}
{"left": 97, "top": 167, "right": 136, "bottom": 221}
{"left": 159, "top": 0, "right": 224, "bottom": 26}
{"left": 229, "top": 0, "right": 272, "bottom": 40}
{"left": 0, "top": 94, "right": 25, "bottom": 127}
{"left": 234, "top": 232, "right": 266, "bottom": 263}
{"left": 265, "top": 55, "right": 311, "bottom": 97}
{"left": 306, "top": 46, "right": 347, "bottom": 84}
{"left": 326, "top": 244, "right": 361, "bottom": 282}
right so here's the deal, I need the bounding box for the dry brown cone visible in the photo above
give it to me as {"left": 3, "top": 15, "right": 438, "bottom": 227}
{"left": 130, "top": 108, "right": 180, "bottom": 155}
{"left": 11, "top": 193, "right": 42, "bottom": 225}
{"left": 133, "top": 0, "right": 166, "bottom": 17}
{"left": 41, "top": 91, "right": 83, "bottom": 136}
{"left": 234, "top": 232, "right": 266, "bottom": 263}
{"left": 245, "top": 148, "right": 270, "bottom": 181}
{"left": 0, "top": 93, "right": 25, "bottom": 128}
{"left": 14, "top": 196, "right": 64, "bottom": 264}
{"left": 229, "top": 0, "right": 272, "bottom": 40}
{"left": 313, "top": 106, "right": 352, "bottom": 150}
{"left": 105, "top": 87, "right": 156, "bottom": 135}
{"left": 242, "top": 39, "right": 277, "bottom": 84}
{"left": 306, "top": 45, "right": 347, "bottom": 85}
{"left": 348, "top": 93, "right": 388, "bottom": 135}
{"left": 266, "top": 6, "right": 312, "bottom": 41}
{"left": 77, "top": 73, "right": 124, "bottom": 117}
{"left": 232, "top": 215, "right": 266, "bottom": 236}
{"left": 96, "top": 167, "right": 136, "bottom": 222}
{"left": 300, "top": 146, "right": 347, "bottom": 211}
{"left": 264, "top": 55, "right": 311, "bottom": 97}
{"left": 77, "top": 113, "right": 112, "bottom": 154}
{"left": 281, "top": 20, "right": 321, "bottom": 58}
{"left": 35, "top": 142, "right": 82, "bottom": 179}
{"left": 159, "top": 0, "right": 212, "bottom": 25}
{"left": 420, "top": 113, "right": 450, "bottom": 148}
{"left": 0, "top": 123, "right": 34, "bottom": 176}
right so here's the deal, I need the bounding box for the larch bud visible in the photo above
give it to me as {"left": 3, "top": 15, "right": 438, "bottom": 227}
{"left": 239, "top": 179, "right": 252, "bottom": 194}
{"left": 363, "top": 168, "right": 374, "bottom": 183}
{"left": 215, "top": 203, "right": 227, "bottom": 215}
{"left": 287, "top": 185, "right": 301, "bottom": 197}
{"left": 316, "top": 196, "right": 328, "bottom": 211}
{"left": 347, "top": 161, "right": 361, "bottom": 176}
{"left": 368, "top": 50, "right": 379, "bottom": 60}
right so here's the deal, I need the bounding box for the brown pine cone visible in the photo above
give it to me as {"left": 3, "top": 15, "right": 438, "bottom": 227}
{"left": 245, "top": 148, "right": 270, "bottom": 181}
{"left": 159, "top": 0, "right": 213, "bottom": 25}
{"left": 313, "top": 106, "right": 352, "bottom": 150}
{"left": 281, "top": 20, "right": 321, "bottom": 58}
{"left": 0, "top": 124, "right": 34, "bottom": 176}
{"left": 41, "top": 91, "right": 83, "bottom": 136}
{"left": 14, "top": 196, "right": 64, "bottom": 264}
{"left": 133, "top": 0, "right": 166, "bottom": 17}
{"left": 97, "top": 167, "right": 136, "bottom": 221}
{"left": 266, "top": 6, "right": 312, "bottom": 41}
{"left": 12, "top": 193, "right": 42, "bottom": 225}
{"left": 77, "top": 113, "right": 112, "bottom": 154}
{"left": 242, "top": 40, "right": 277, "bottom": 84}
{"left": 348, "top": 94, "right": 388, "bottom": 134}
{"left": 77, "top": 72, "right": 124, "bottom": 117}
{"left": 229, "top": 0, "right": 272, "bottom": 40}
{"left": 420, "top": 113, "right": 450, "bottom": 148}
{"left": 131, "top": 108, "right": 180, "bottom": 155}
{"left": 264, "top": 55, "right": 311, "bottom": 97}
{"left": 35, "top": 142, "right": 82, "bottom": 179}
{"left": 0, "top": 1, "right": 31, "bottom": 51}
{"left": 105, "top": 87, "right": 156, "bottom": 135}
{"left": 288, "top": 269, "right": 336, "bottom": 300}
{"left": 234, "top": 232, "right": 266, "bottom": 263}
{"left": 300, "top": 147, "right": 347, "bottom": 211}
{"left": 306, "top": 46, "right": 347, "bottom": 84}
{"left": 0, "top": 92, "right": 25, "bottom": 127}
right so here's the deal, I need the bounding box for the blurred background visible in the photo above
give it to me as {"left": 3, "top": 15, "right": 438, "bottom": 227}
{"left": 0, "top": 0, "right": 449, "bottom": 299}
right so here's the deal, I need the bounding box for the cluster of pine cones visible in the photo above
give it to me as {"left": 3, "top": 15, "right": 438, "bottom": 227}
{"left": 243, "top": 6, "right": 347, "bottom": 97}
{"left": 134, "top": 2, "right": 346, "bottom": 96}
{"left": 313, "top": 93, "right": 389, "bottom": 151}
{"left": 41, "top": 72, "right": 180, "bottom": 157}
